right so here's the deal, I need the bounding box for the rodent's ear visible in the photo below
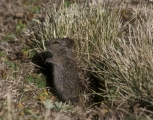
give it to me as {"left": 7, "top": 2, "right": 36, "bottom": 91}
{"left": 65, "top": 38, "right": 75, "bottom": 49}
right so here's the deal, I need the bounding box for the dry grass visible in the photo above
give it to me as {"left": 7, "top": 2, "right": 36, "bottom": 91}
{"left": 31, "top": 2, "right": 153, "bottom": 119}
{"left": 1, "top": 0, "right": 153, "bottom": 119}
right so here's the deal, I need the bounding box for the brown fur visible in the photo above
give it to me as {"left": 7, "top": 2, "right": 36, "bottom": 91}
{"left": 45, "top": 38, "right": 80, "bottom": 103}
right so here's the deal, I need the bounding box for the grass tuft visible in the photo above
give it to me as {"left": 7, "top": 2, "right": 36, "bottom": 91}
{"left": 30, "top": 2, "right": 153, "bottom": 119}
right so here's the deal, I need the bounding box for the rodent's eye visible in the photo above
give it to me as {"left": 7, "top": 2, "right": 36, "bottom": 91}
{"left": 52, "top": 41, "right": 59, "bottom": 44}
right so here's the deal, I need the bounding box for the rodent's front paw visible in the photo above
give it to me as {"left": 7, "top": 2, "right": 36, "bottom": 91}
{"left": 46, "top": 58, "right": 52, "bottom": 63}
{"left": 46, "top": 58, "right": 62, "bottom": 67}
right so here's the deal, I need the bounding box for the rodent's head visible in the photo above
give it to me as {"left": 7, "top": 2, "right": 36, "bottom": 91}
{"left": 45, "top": 38, "right": 74, "bottom": 56}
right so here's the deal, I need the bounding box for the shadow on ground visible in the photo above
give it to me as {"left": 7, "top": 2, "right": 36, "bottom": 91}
{"left": 31, "top": 52, "right": 57, "bottom": 95}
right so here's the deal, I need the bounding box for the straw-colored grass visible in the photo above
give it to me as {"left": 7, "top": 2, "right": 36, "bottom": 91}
{"left": 31, "top": 2, "right": 153, "bottom": 119}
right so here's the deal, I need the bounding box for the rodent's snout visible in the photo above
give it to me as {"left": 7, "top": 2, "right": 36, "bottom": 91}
{"left": 45, "top": 41, "right": 51, "bottom": 50}
{"left": 45, "top": 41, "right": 49, "bottom": 46}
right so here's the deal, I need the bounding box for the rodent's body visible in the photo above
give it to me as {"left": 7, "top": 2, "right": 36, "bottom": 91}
{"left": 45, "top": 38, "right": 80, "bottom": 103}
